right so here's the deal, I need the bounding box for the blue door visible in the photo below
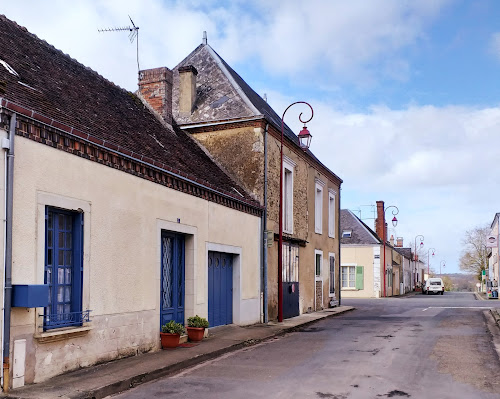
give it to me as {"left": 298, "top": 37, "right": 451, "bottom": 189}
{"left": 208, "top": 251, "right": 233, "bottom": 327}
{"left": 160, "top": 232, "right": 185, "bottom": 328}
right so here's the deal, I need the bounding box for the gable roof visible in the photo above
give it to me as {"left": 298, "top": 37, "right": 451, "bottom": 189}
{"left": 0, "top": 15, "right": 259, "bottom": 208}
{"left": 340, "top": 209, "right": 381, "bottom": 245}
{"left": 395, "top": 247, "right": 413, "bottom": 260}
{"left": 172, "top": 43, "right": 342, "bottom": 184}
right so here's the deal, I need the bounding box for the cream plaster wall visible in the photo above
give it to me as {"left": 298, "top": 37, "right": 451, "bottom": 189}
{"left": 10, "top": 137, "right": 261, "bottom": 383}
{"left": 491, "top": 218, "right": 499, "bottom": 282}
{"left": 340, "top": 246, "right": 376, "bottom": 298}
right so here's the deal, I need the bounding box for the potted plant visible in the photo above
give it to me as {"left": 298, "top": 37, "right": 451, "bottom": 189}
{"left": 160, "top": 320, "right": 185, "bottom": 349}
{"left": 186, "top": 315, "right": 209, "bottom": 342}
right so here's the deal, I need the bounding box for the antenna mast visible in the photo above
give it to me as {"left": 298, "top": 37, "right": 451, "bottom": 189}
{"left": 98, "top": 16, "right": 140, "bottom": 71}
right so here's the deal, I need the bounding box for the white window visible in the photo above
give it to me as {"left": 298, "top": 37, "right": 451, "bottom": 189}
{"left": 341, "top": 266, "right": 356, "bottom": 288}
{"left": 328, "top": 190, "right": 336, "bottom": 238}
{"left": 329, "top": 253, "right": 335, "bottom": 296}
{"left": 315, "top": 179, "right": 324, "bottom": 234}
{"left": 315, "top": 250, "right": 323, "bottom": 277}
{"left": 283, "top": 157, "right": 295, "bottom": 234}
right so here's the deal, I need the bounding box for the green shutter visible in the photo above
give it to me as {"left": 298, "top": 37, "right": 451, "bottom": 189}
{"left": 355, "top": 266, "right": 364, "bottom": 290}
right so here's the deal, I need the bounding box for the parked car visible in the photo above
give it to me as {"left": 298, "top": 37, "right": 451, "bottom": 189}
{"left": 423, "top": 278, "right": 445, "bottom": 295}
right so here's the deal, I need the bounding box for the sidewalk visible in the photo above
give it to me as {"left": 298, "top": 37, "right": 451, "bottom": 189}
{"left": 2, "top": 306, "right": 354, "bottom": 399}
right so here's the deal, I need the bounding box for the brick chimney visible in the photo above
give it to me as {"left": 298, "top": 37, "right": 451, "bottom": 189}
{"left": 396, "top": 237, "right": 403, "bottom": 247}
{"left": 138, "top": 67, "right": 173, "bottom": 126}
{"left": 390, "top": 235, "right": 395, "bottom": 246}
{"left": 178, "top": 65, "right": 198, "bottom": 115}
{"left": 375, "top": 201, "right": 385, "bottom": 241}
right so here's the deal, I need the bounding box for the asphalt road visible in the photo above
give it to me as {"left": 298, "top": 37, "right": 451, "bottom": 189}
{"left": 112, "top": 292, "right": 500, "bottom": 399}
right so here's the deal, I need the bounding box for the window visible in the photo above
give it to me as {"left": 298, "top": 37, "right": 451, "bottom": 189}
{"left": 329, "top": 254, "right": 335, "bottom": 296}
{"left": 282, "top": 242, "right": 299, "bottom": 282}
{"left": 44, "top": 207, "right": 86, "bottom": 330}
{"left": 342, "top": 230, "right": 352, "bottom": 238}
{"left": 342, "top": 266, "right": 356, "bottom": 288}
{"left": 315, "top": 252, "right": 322, "bottom": 277}
{"left": 283, "top": 157, "right": 295, "bottom": 234}
{"left": 315, "top": 179, "right": 324, "bottom": 234}
{"left": 328, "top": 191, "right": 336, "bottom": 238}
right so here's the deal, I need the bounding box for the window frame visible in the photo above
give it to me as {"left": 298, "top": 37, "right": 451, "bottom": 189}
{"left": 315, "top": 249, "right": 323, "bottom": 279}
{"left": 35, "top": 193, "right": 91, "bottom": 335}
{"left": 328, "top": 190, "right": 336, "bottom": 238}
{"left": 341, "top": 264, "right": 357, "bottom": 289}
{"left": 314, "top": 179, "right": 325, "bottom": 234}
{"left": 44, "top": 206, "right": 85, "bottom": 330}
{"left": 328, "top": 253, "right": 335, "bottom": 297}
{"left": 282, "top": 156, "right": 295, "bottom": 234}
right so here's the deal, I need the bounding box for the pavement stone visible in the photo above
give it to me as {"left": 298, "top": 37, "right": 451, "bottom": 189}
{"left": 1, "top": 306, "right": 354, "bottom": 399}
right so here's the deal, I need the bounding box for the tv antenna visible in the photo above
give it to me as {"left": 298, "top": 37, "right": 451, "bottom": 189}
{"left": 98, "top": 16, "right": 140, "bottom": 71}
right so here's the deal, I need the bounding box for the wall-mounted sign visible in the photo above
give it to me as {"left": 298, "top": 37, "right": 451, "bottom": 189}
{"left": 486, "top": 235, "right": 498, "bottom": 248}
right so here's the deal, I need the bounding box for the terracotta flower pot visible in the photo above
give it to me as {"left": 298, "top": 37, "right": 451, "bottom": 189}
{"left": 186, "top": 327, "right": 205, "bottom": 342}
{"left": 160, "top": 332, "right": 180, "bottom": 349}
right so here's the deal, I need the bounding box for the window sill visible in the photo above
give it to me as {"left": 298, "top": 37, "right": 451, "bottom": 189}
{"left": 34, "top": 325, "right": 92, "bottom": 344}
{"left": 341, "top": 288, "right": 358, "bottom": 291}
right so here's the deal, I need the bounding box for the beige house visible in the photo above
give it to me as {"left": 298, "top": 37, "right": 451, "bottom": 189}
{"left": 0, "top": 16, "right": 263, "bottom": 387}
{"left": 340, "top": 205, "right": 415, "bottom": 298}
{"left": 140, "top": 35, "right": 343, "bottom": 320}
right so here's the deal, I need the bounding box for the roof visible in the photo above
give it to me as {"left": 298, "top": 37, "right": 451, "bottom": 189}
{"left": 172, "top": 43, "right": 342, "bottom": 184}
{"left": 491, "top": 213, "right": 500, "bottom": 229}
{"left": 340, "top": 209, "right": 381, "bottom": 245}
{"left": 394, "top": 247, "right": 413, "bottom": 260}
{"left": 0, "top": 15, "right": 258, "bottom": 206}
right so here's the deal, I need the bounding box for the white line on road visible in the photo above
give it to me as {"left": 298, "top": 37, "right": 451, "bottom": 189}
{"left": 422, "top": 306, "right": 494, "bottom": 311}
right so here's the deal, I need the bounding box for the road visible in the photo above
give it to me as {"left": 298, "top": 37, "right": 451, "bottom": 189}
{"left": 112, "top": 292, "right": 500, "bottom": 398}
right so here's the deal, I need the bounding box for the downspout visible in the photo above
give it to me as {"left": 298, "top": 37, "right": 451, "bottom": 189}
{"left": 2, "top": 112, "right": 15, "bottom": 392}
{"left": 338, "top": 186, "right": 341, "bottom": 306}
{"left": 262, "top": 123, "right": 269, "bottom": 323}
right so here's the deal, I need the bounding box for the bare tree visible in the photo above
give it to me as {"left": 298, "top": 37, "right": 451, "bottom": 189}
{"left": 459, "top": 225, "right": 489, "bottom": 280}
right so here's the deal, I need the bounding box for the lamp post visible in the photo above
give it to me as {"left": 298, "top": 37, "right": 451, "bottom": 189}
{"left": 382, "top": 205, "right": 399, "bottom": 297}
{"left": 440, "top": 260, "right": 446, "bottom": 277}
{"left": 426, "top": 247, "right": 436, "bottom": 277}
{"left": 414, "top": 235, "right": 424, "bottom": 289}
{"left": 278, "top": 102, "right": 313, "bottom": 322}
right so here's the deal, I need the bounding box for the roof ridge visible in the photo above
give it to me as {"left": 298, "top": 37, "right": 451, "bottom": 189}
{"left": 0, "top": 14, "right": 133, "bottom": 95}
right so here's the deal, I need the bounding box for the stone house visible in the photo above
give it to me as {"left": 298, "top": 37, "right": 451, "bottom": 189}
{"left": 488, "top": 213, "right": 499, "bottom": 285}
{"left": 0, "top": 16, "right": 263, "bottom": 388}
{"left": 138, "top": 35, "right": 343, "bottom": 320}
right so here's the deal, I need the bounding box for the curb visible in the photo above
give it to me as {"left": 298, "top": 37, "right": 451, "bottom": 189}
{"left": 7, "top": 307, "right": 354, "bottom": 399}
{"left": 490, "top": 308, "right": 500, "bottom": 328}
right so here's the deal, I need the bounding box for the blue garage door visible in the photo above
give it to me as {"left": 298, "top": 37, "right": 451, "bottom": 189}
{"left": 208, "top": 251, "right": 233, "bottom": 327}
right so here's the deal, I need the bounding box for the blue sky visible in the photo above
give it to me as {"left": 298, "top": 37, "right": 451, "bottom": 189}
{"left": 3, "top": 0, "right": 500, "bottom": 274}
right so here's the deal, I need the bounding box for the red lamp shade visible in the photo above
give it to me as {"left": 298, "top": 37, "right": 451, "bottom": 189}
{"left": 432, "top": 251, "right": 435, "bottom": 256}
{"left": 420, "top": 241, "right": 424, "bottom": 248}
{"left": 298, "top": 126, "right": 312, "bottom": 151}
{"left": 392, "top": 216, "right": 397, "bottom": 227}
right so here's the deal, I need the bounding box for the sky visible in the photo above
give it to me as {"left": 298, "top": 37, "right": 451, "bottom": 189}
{"left": 3, "top": 0, "right": 500, "bottom": 274}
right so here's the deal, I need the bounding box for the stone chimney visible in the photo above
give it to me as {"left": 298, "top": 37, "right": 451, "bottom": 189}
{"left": 178, "top": 65, "right": 198, "bottom": 115}
{"left": 375, "top": 201, "right": 385, "bottom": 241}
{"left": 390, "top": 235, "right": 395, "bottom": 247}
{"left": 138, "top": 67, "right": 173, "bottom": 126}
{"left": 396, "top": 237, "right": 403, "bottom": 247}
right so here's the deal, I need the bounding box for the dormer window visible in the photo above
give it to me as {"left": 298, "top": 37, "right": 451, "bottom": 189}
{"left": 342, "top": 230, "right": 352, "bottom": 238}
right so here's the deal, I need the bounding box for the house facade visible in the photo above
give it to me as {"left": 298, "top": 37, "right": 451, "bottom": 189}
{"left": 488, "top": 213, "right": 499, "bottom": 285}
{"left": 140, "top": 36, "right": 343, "bottom": 320}
{"left": 0, "top": 15, "right": 263, "bottom": 387}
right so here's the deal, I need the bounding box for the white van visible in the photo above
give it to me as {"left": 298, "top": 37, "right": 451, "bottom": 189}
{"left": 423, "top": 278, "right": 445, "bottom": 295}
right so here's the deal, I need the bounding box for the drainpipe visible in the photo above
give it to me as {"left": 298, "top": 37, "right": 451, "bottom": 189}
{"left": 338, "top": 186, "right": 341, "bottom": 306}
{"left": 2, "top": 112, "right": 15, "bottom": 392}
{"left": 262, "top": 123, "right": 269, "bottom": 323}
